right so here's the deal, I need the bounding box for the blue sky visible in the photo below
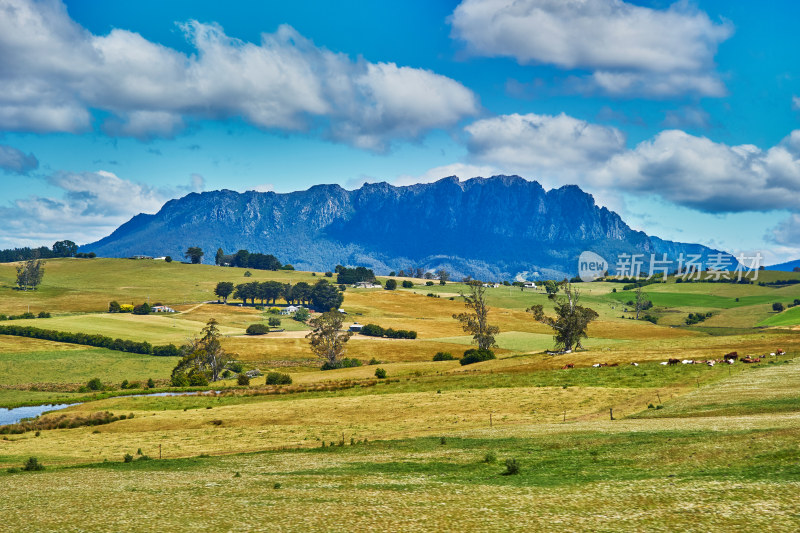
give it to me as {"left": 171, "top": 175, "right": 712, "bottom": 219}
{"left": 0, "top": 0, "right": 799, "bottom": 264}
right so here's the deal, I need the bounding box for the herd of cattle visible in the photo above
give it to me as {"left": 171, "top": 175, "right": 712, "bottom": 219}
{"left": 561, "top": 349, "right": 786, "bottom": 370}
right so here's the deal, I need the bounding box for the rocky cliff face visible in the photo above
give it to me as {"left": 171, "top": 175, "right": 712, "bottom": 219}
{"left": 82, "top": 175, "right": 731, "bottom": 280}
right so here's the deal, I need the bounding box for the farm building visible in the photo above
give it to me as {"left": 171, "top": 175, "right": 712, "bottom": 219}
{"left": 349, "top": 323, "right": 364, "bottom": 332}
{"left": 281, "top": 305, "right": 302, "bottom": 315}
{"left": 151, "top": 305, "right": 176, "bottom": 313}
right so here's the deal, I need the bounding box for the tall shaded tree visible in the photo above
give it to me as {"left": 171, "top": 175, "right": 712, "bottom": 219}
{"left": 528, "top": 281, "right": 598, "bottom": 352}
{"left": 306, "top": 309, "right": 353, "bottom": 369}
{"left": 172, "top": 318, "right": 231, "bottom": 382}
{"left": 452, "top": 281, "right": 499, "bottom": 350}
{"left": 16, "top": 258, "right": 45, "bottom": 290}
{"left": 52, "top": 240, "right": 77, "bottom": 257}
{"left": 185, "top": 247, "right": 204, "bottom": 264}
{"left": 310, "top": 280, "right": 344, "bottom": 311}
{"left": 214, "top": 281, "right": 234, "bottom": 302}
{"left": 215, "top": 248, "right": 225, "bottom": 266}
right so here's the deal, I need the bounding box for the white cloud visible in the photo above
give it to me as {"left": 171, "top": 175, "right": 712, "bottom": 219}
{"left": 450, "top": 0, "right": 732, "bottom": 97}
{"left": 250, "top": 183, "right": 275, "bottom": 193}
{"left": 0, "top": 170, "right": 195, "bottom": 247}
{"left": 594, "top": 130, "right": 800, "bottom": 213}
{"left": 460, "top": 112, "right": 800, "bottom": 214}
{"left": 768, "top": 214, "right": 800, "bottom": 246}
{"left": 0, "top": 0, "right": 478, "bottom": 149}
{"left": 465, "top": 113, "right": 626, "bottom": 175}
{"left": 0, "top": 143, "right": 38, "bottom": 174}
{"left": 661, "top": 106, "right": 711, "bottom": 129}
{"left": 793, "top": 96, "right": 800, "bottom": 110}
{"left": 394, "top": 163, "right": 501, "bottom": 186}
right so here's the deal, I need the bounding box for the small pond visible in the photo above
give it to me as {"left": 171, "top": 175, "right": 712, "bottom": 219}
{"left": 0, "top": 390, "right": 219, "bottom": 426}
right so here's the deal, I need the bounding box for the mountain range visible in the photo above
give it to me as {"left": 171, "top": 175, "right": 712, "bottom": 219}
{"left": 82, "top": 175, "right": 734, "bottom": 280}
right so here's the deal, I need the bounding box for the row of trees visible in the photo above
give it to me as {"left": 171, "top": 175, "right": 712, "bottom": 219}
{"left": 0, "top": 240, "right": 78, "bottom": 263}
{"left": 388, "top": 268, "right": 450, "bottom": 281}
{"left": 215, "top": 280, "right": 343, "bottom": 311}
{"left": 335, "top": 265, "right": 375, "bottom": 285}
{"left": 0, "top": 324, "right": 180, "bottom": 356}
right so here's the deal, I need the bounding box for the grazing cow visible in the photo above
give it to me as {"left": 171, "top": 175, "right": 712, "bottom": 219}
{"left": 706, "top": 361, "right": 715, "bottom": 367}
{"left": 681, "top": 359, "right": 694, "bottom": 365}
{"left": 726, "top": 359, "right": 735, "bottom": 364}
{"left": 660, "top": 361, "right": 668, "bottom": 366}
{"left": 667, "top": 358, "right": 680, "bottom": 365}
{"left": 724, "top": 351, "right": 738, "bottom": 361}
{"left": 630, "top": 362, "right": 639, "bottom": 367}
{"left": 777, "top": 349, "right": 785, "bottom": 355}
{"left": 561, "top": 364, "right": 574, "bottom": 370}
{"left": 609, "top": 363, "right": 619, "bottom": 367}
{"left": 741, "top": 357, "right": 760, "bottom": 363}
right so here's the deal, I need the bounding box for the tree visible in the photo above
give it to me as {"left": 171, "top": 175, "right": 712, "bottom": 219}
{"left": 215, "top": 248, "right": 225, "bottom": 266}
{"left": 452, "top": 281, "right": 499, "bottom": 350}
{"left": 773, "top": 302, "right": 785, "bottom": 312}
{"left": 385, "top": 279, "right": 397, "bottom": 290}
{"left": 52, "top": 240, "right": 77, "bottom": 257}
{"left": 544, "top": 280, "right": 560, "bottom": 298}
{"left": 185, "top": 247, "right": 204, "bottom": 264}
{"left": 171, "top": 318, "right": 230, "bottom": 382}
{"left": 16, "top": 258, "right": 45, "bottom": 290}
{"left": 306, "top": 310, "right": 353, "bottom": 369}
{"left": 634, "top": 285, "right": 646, "bottom": 320}
{"left": 291, "top": 282, "right": 312, "bottom": 305}
{"left": 214, "top": 281, "right": 234, "bottom": 302}
{"left": 310, "top": 280, "right": 343, "bottom": 311}
{"left": 528, "top": 281, "right": 598, "bottom": 352}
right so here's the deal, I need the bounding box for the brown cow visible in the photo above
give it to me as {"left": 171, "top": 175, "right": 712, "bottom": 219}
{"left": 561, "top": 364, "right": 574, "bottom": 370}
{"left": 667, "top": 358, "right": 680, "bottom": 365}
{"left": 724, "top": 351, "right": 738, "bottom": 360}
{"left": 741, "top": 357, "right": 760, "bottom": 363}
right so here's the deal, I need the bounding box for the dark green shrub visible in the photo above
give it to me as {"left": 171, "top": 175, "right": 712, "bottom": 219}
{"left": 433, "top": 351, "right": 455, "bottom": 361}
{"left": 188, "top": 373, "right": 209, "bottom": 386}
{"left": 121, "top": 380, "right": 129, "bottom": 389}
{"left": 440, "top": 437, "right": 447, "bottom": 445}
{"left": 87, "top": 378, "right": 103, "bottom": 391}
{"left": 324, "top": 271, "right": 333, "bottom": 277}
{"left": 228, "top": 361, "right": 244, "bottom": 373}
{"left": 23, "top": 457, "right": 44, "bottom": 471}
{"left": 483, "top": 451, "right": 497, "bottom": 463}
{"left": 384, "top": 279, "right": 397, "bottom": 290}
{"left": 265, "top": 372, "right": 292, "bottom": 385}
{"left": 123, "top": 453, "right": 133, "bottom": 463}
{"left": 773, "top": 302, "right": 785, "bottom": 312}
{"left": 237, "top": 373, "right": 250, "bottom": 386}
{"left": 147, "top": 378, "right": 155, "bottom": 389}
{"left": 132, "top": 303, "right": 151, "bottom": 315}
{"left": 165, "top": 256, "right": 172, "bottom": 263}
{"left": 37, "top": 311, "right": 51, "bottom": 318}
{"left": 244, "top": 271, "right": 252, "bottom": 277}
{"left": 426, "top": 281, "right": 434, "bottom": 286}
{"left": 246, "top": 323, "right": 269, "bottom": 335}
{"left": 368, "top": 357, "right": 381, "bottom": 365}
{"left": 502, "top": 458, "right": 520, "bottom": 475}
{"left": 460, "top": 349, "right": 495, "bottom": 366}
{"left": 268, "top": 317, "right": 281, "bottom": 327}
{"left": 321, "top": 358, "right": 362, "bottom": 370}
{"left": 294, "top": 308, "right": 310, "bottom": 322}
{"left": 360, "top": 324, "right": 385, "bottom": 337}
{"left": 374, "top": 367, "right": 387, "bottom": 379}
{"left": 402, "top": 280, "right": 413, "bottom": 288}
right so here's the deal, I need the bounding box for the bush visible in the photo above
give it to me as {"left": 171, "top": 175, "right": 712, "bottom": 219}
{"left": 773, "top": 302, "right": 785, "bottom": 312}
{"left": 165, "top": 256, "right": 172, "bottom": 263}
{"left": 360, "top": 323, "right": 385, "bottom": 337}
{"left": 86, "top": 377, "right": 103, "bottom": 391}
{"left": 132, "top": 303, "right": 151, "bottom": 315}
{"left": 483, "top": 451, "right": 497, "bottom": 464}
{"left": 368, "top": 357, "right": 381, "bottom": 365}
{"left": 37, "top": 311, "right": 51, "bottom": 318}
{"left": 324, "top": 271, "right": 333, "bottom": 277}
{"left": 321, "top": 358, "right": 362, "bottom": 370}
{"left": 402, "top": 280, "right": 413, "bottom": 288}
{"left": 108, "top": 301, "right": 121, "bottom": 313}
{"left": 265, "top": 372, "right": 292, "bottom": 385}
{"left": 268, "top": 317, "right": 281, "bottom": 327}
{"left": 502, "top": 458, "right": 520, "bottom": 475}
{"left": 460, "top": 348, "right": 495, "bottom": 366}
{"left": 374, "top": 367, "right": 387, "bottom": 379}
{"left": 237, "top": 373, "right": 250, "bottom": 386}
{"left": 147, "top": 378, "right": 155, "bottom": 389}
{"left": 294, "top": 308, "right": 310, "bottom": 322}
{"left": 433, "top": 351, "right": 455, "bottom": 361}
{"left": 188, "top": 373, "right": 209, "bottom": 386}
{"left": 22, "top": 457, "right": 44, "bottom": 471}
{"left": 244, "top": 270, "right": 252, "bottom": 277}
{"left": 384, "top": 279, "right": 397, "bottom": 290}
{"left": 228, "top": 361, "right": 244, "bottom": 373}
{"left": 123, "top": 453, "right": 134, "bottom": 463}
{"left": 121, "top": 380, "right": 129, "bottom": 389}
{"left": 246, "top": 323, "right": 269, "bottom": 335}
{"left": 171, "top": 374, "right": 189, "bottom": 387}
{"left": 426, "top": 281, "right": 434, "bottom": 286}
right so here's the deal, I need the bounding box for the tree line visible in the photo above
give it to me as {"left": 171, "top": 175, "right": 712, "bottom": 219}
{"left": 0, "top": 324, "right": 181, "bottom": 356}
{"left": 0, "top": 240, "right": 79, "bottom": 263}
{"left": 215, "top": 279, "right": 343, "bottom": 311}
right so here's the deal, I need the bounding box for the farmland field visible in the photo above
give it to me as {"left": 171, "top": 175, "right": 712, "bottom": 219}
{"left": 1, "top": 259, "right": 799, "bottom": 531}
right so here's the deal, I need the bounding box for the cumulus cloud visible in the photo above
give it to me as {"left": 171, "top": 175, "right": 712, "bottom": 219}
{"left": 0, "top": 0, "right": 478, "bottom": 150}
{"left": 0, "top": 170, "right": 195, "bottom": 247}
{"left": 461, "top": 112, "right": 800, "bottom": 214}
{"left": 450, "top": 0, "right": 732, "bottom": 97}
{"left": 767, "top": 214, "right": 800, "bottom": 246}
{"left": 594, "top": 130, "right": 800, "bottom": 213}
{"left": 465, "top": 113, "right": 626, "bottom": 174}
{"left": 793, "top": 96, "right": 800, "bottom": 110}
{"left": 0, "top": 143, "right": 38, "bottom": 174}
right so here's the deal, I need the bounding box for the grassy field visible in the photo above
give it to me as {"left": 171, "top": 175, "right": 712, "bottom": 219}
{"left": 2, "top": 259, "right": 800, "bottom": 531}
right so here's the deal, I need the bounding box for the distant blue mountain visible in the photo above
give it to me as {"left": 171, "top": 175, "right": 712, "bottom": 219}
{"left": 81, "top": 175, "right": 735, "bottom": 280}
{"left": 767, "top": 259, "right": 800, "bottom": 272}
